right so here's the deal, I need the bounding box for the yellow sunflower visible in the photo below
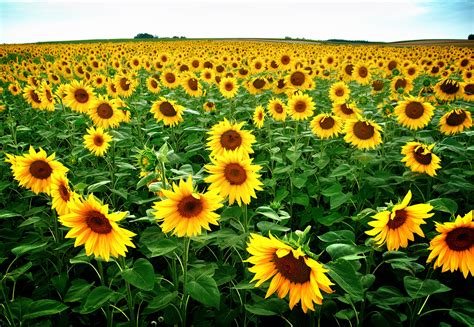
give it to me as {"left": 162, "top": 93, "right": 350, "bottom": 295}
{"left": 160, "top": 69, "right": 180, "bottom": 89}
{"left": 344, "top": 119, "right": 383, "bottom": 150}
{"left": 434, "top": 79, "right": 461, "bottom": 101}
{"left": 427, "top": 210, "right": 474, "bottom": 278}
{"left": 23, "top": 85, "right": 43, "bottom": 109}
{"left": 203, "top": 101, "right": 216, "bottom": 112}
{"left": 88, "top": 96, "right": 122, "bottom": 129}
{"left": 9, "top": 146, "right": 68, "bottom": 195}
{"left": 146, "top": 76, "right": 161, "bottom": 94}
{"left": 152, "top": 177, "right": 223, "bottom": 237}
{"left": 366, "top": 190, "right": 433, "bottom": 251}
{"left": 59, "top": 194, "right": 136, "bottom": 262}
{"left": 285, "top": 69, "right": 312, "bottom": 91}
{"left": 439, "top": 108, "right": 472, "bottom": 135}
{"left": 83, "top": 126, "right": 113, "bottom": 157}
{"left": 267, "top": 98, "right": 287, "bottom": 121}
{"left": 353, "top": 63, "right": 371, "bottom": 85}
{"left": 328, "top": 81, "right": 350, "bottom": 104}
{"left": 181, "top": 73, "right": 202, "bottom": 97}
{"left": 8, "top": 83, "right": 21, "bottom": 96}
{"left": 150, "top": 97, "right": 185, "bottom": 127}
{"left": 461, "top": 82, "right": 474, "bottom": 101}
{"left": 204, "top": 151, "right": 263, "bottom": 206}
{"left": 200, "top": 68, "right": 215, "bottom": 84}
{"left": 51, "top": 174, "right": 78, "bottom": 216}
{"left": 38, "top": 82, "right": 55, "bottom": 111}
{"left": 219, "top": 77, "right": 239, "bottom": 99}
{"left": 287, "top": 93, "right": 315, "bottom": 121}
{"left": 394, "top": 96, "right": 434, "bottom": 130}
{"left": 246, "top": 233, "right": 334, "bottom": 313}
{"left": 401, "top": 141, "right": 441, "bottom": 177}
{"left": 310, "top": 113, "right": 343, "bottom": 139}
{"left": 115, "top": 74, "right": 137, "bottom": 98}
{"left": 332, "top": 102, "right": 361, "bottom": 120}
{"left": 207, "top": 118, "right": 256, "bottom": 158}
{"left": 253, "top": 105, "right": 265, "bottom": 129}
{"left": 64, "top": 80, "right": 96, "bottom": 113}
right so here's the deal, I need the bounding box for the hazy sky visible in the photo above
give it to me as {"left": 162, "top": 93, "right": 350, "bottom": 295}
{"left": 0, "top": 0, "right": 473, "bottom": 44}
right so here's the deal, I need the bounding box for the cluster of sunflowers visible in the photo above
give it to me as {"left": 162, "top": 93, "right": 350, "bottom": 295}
{"left": 1, "top": 40, "right": 474, "bottom": 315}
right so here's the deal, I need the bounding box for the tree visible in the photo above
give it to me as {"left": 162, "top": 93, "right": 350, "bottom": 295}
{"left": 469, "top": 34, "right": 474, "bottom": 40}
{"left": 134, "top": 33, "right": 154, "bottom": 39}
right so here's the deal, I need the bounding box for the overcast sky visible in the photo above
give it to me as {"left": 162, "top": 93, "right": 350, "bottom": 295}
{"left": 0, "top": 0, "right": 473, "bottom": 44}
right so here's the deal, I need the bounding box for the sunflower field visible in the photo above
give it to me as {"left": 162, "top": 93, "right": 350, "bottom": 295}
{"left": 0, "top": 40, "right": 473, "bottom": 326}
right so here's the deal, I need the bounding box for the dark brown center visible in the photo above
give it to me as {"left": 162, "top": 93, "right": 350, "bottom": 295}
{"left": 273, "top": 253, "right": 311, "bottom": 284}
{"left": 340, "top": 103, "right": 354, "bottom": 115}
{"left": 294, "top": 100, "right": 307, "bottom": 113}
{"left": 464, "top": 83, "right": 474, "bottom": 95}
{"left": 394, "top": 79, "right": 407, "bottom": 90}
{"left": 414, "top": 147, "right": 432, "bottom": 165}
{"left": 460, "top": 59, "right": 469, "bottom": 67}
{"left": 439, "top": 80, "right": 459, "bottom": 94}
{"left": 58, "top": 183, "right": 70, "bottom": 201}
{"left": 239, "top": 68, "right": 248, "bottom": 75}
{"left": 446, "top": 110, "right": 467, "bottom": 126}
{"left": 290, "top": 72, "right": 305, "bottom": 86}
{"left": 188, "top": 78, "right": 198, "bottom": 91}
{"left": 150, "top": 79, "right": 158, "bottom": 88}
{"left": 97, "top": 103, "right": 114, "bottom": 119}
{"left": 407, "top": 67, "right": 416, "bottom": 76}
{"left": 86, "top": 211, "right": 112, "bottom": 234}
{"left": 220, "top": 130, "right": 242, "bottom": 150}
{"left": 274, "top": 103, "right": 284, "bottom": 114}
{"left": 31, "top": 90, "right": 41, "bottom": 103}
{"left": 387, "top": 210, "right": 407, "bottom": 229}
{"left": 120, "top": 78, "right": 130, "bottom": 91}
{"left": 358, "top": 66, "right": 368, "bottom": 78}
{"left": 29, "top": 160, "right": 52, "bottom": 179}
{"left": 192, "top": 60, "right": 199, "bottom": 68}
{"left": 180, "top": 65, "right": 189, "bottom": 72}
{"left": 224, "top": 82, "right": 234, "bottom": 91}
{"left": 372, "top": 80, "right": 384, "bottom": 91}
{"left": 345, "top": 64, "right": 354, "bottom": 75}
{"left": 224, "top": 163, "right": 247, "bottom": 185}
{"left": 216, "top": 65, "right": 225, "bottom": 73}
{"left": 319, "top": 116, "right": 335, "bottom": 129}
{"left": 159, "top": 102, "right": 177, "bottom": 117}
{"left": 75, "top": 89, "right": 89, "bottom": 103}
{"left": 388, "top": 60, "right": 397, "bottom": 70}
{"left": 405, "top": 102, "right": 424, "bottom": 119}
{"left": 165, "top": 73, "right": 176, "bottom": 83}
{"left": 353, "top": 121, "right": 375, "bottom": 140}
{"left": 281, "top": 55, "right": 290, "bottom": 65}
{"left": 445, "top": 227, "right": 474, "bottom": 251}
{"left": 253, "top": 78, "right": 265, "bottom": 89}
{"left": 177, "top": 195, "right": 203, "bottom": 218}
{"left": 94, "top": 135, "right": 104, "bottom": 146}
{"left": 335, "top": 87, "right": 345, "bottom": 97}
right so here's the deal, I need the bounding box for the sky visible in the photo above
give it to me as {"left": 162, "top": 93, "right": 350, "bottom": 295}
{"left": 0, "top": 0, "right": 473, "bottom": 44}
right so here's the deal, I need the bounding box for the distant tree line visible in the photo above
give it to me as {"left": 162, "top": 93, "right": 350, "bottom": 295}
{"left": 134, "top": 33, "right": 187, "bottom": 39}
{"left": 326, "top": 39, "right": 370, "bottom": 43}
{"left": 469, "top": 34, "right": 474, "bottom": 40}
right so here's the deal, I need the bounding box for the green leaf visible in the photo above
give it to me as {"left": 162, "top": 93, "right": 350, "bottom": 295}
{"left": 187, "top": 267, "right": 220, "bottom": 309}
{"left": 367, "top": 286, "right": 410, "bottom": 306}
{"left": 428, "top": 198, "right": 458, "bottom": 215}
{"left": 293, "top": 193, "right": 309, "bottom": 206}
{"left": 330, "top": 192, "right": 352, "bottom": 210}
{"left": 450, "top": 298, "right": 474, "bottom": 326}
{"left": 326, "top": 243, "right": 370, "bottom": 260}
{"left": 291, "top": 175, "right": 307, "bottom": 188}
{"left": 318, "top": 212, "right": 345, "bottom": 226}
{"left": 318, "top": 230, "right": 355, "bottom": 244}
{"left": 11, "top": 242, "right": 48, "bottom": 256}
{"left": 245, "top": 298, "right": 288, "bottom": 316}
{"left": 321, "top": 183, "right": 342, "bottom": 197}
{"left": 87, "top": 180, "right": 111, "bottom": 193}
{"left": 121, "top": 258, "right": 155, "bottom": 291}
{"left": 8, "top": 262, "right": 33, "bottom": 281}
{"left": 330, "top": 164, "right": 353, "bottom": 178}
{"left": 257, "top": 221, "right": 291, "bottom": 234}
{"left": 326, "top": 259, "right": 364, "bottom": 301}
{"left": 255, "top": 206, "right": 289, "bottom": 221}
{"left": 137, "top": 172, "right": 159, "bottom": 189}
{"left": 144, "top": 290, "right": 178, "bottom": 313}
{"left": 81, "top": 286, "right": 114, "bottom": 314}
{"left": 64, "top": 279, "right": 93, "bottom": 303}
{"left": 403, "top": 276, "right": 451, "bottom": 299}
{"left": 23, "top": 300, "right": 68, "bottom": 320}
{"left": 0, "top": 210, "right": 21, "bottom": 219}
{"left": 286, "top": 150, "right": 301, "bottom": 163}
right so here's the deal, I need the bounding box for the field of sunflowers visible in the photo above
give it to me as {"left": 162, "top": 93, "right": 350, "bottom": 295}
{"left": 0, "top": 40, "right": 473, "bottom": 326}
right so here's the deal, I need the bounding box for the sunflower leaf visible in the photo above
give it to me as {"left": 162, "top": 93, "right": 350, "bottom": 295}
{"left": 403, "top": 276, "right": 451, "bottom": 299}
{"left": 326, "top": 259, "right": 364, "bottom": 301}
{"left": 121, "top": 259, "right": 155, "bottom": 291}
{"left": 186, "top": 267, "right": 220, "bottom": 309}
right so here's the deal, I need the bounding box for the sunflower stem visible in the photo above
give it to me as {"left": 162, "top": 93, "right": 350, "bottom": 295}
{"left": 120, "top": 257, "right": 136, "bottom": 327}
{"left": 181, "top": 237, "right": 191, "bottom": 327}
{"left": 97, "top": 261, "right": 113, "bottom": 327}
{"left": 242, "top": 204, "right": 249, "bottom": 233}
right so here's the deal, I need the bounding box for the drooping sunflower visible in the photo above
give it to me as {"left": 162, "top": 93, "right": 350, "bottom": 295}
{"left": 83, "top": 126, "right": 113, "bottom": 157}
{"left": 267, "top": 98, "right": 287, "bottom": 121}
{"left": 328, "top": 81, "right": 350, "bottom": 104}
{"left": 246, "top": 233, "right": 334, "bottom": 313}
{"left": 253, "top": 105, "right": 265, "bottom": 129}
{"left": 51, "top": 174, "right": 78, "bottom": 216}
{"left": 205, "top": 151, "right": 263, "bottom": 206}
{"left": 59, "top": 194, "right": 136, "bottom": 262}
{"left": 64, "top": 80, "right": 96, "bottom": 113}
{"left": 310, "top": 113, "right": 343, "bottom": 139}
{"left": 88, "top": 96, "right": 122, "bottom": 129}
{"left": 287, "top": 93, "right": 315, "bottom": 121}
{"left": 219, "top": 77, "right": 239, "bottom": 99}
{"left": 181, "top": 73, "right": 202, "bottom": 97}
{"left": 366, "top": 190, "right": 433, "bottom": 251}
{"left": 461, "top": 82, "right": 474, "bottom": 101}
{"left": 115, "top": 74, "right": 137, "bottom": 98}
{"left": 106, "top": 79, "right": 119, "bottom": 98}
{"left": 150, "top": 97, "right": 185, "bottom": 127}
{"left": 439, "top": 108, "right": 472, "bottom": 135}
{"left": 394, "top": 96, "right": 435, "bottom": 130}
{"left": 401, "top": 141, "right": 441, "bottom": 177}
{"left": 427, "top": 210, "right": 474, "bottom": 278}
{"left": 207, "top": 118, "right": 256, "bottom": 158}
{"left": 160, "top": 69, "right": 180, "bottom": 89}
{"left": 434, "top": 79, "right": 461, "bottom": 101}
{"left": 146, "top": 76, "right": 161, "bottom": 94}
{"left": 247, "top": 77, "right": 268, "bottom": 95}
{"left": 9, "top": 146, "right": 68, "bottom": 195}
{"left": 22, "top": 85, "right": 43, "bottom": 109}
{"left": 332, "top": 102, "right": 361, "bottom": 120}
{"left": 152, "top": 177, "right": 223, "bottom": 237}
{"left": 344, "top": 118, "right": 383, "bottom": 150}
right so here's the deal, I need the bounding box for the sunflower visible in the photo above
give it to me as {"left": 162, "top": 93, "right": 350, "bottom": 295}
{"left": 160, "top": 69, "right": 180, "bottom": 89}
{"left": 205, "top": 151, "right": 263, "bottom": 206}
{"left": 59, "top": 194, "right": 136, "bottom": 262}
{"left": 200, "top": 68, "right": 215, "bottom": 84}
{"left": 390, "top": 77, "right": 414, "bottom": 98}
{"left": 181, "top": 73, "right": 202, "bottom": 97}
{"left": 247, "top": 77, "right": 268, "bottom": 95}
{"left": 353, "top": 63, "right": 371, "bottom": 85}
{"left": 88, "top": 96, "right": 122, "bottom": 129}
{"left": 8, "top": 83, "right": 21, "bottom": 96}
{"left": 287, "top": 93, "right": 315, "bottom": 121}
{"left": 92, "top": 74, "right": 106, "bottom": 88}
{"left": 64, "top": 80, "right": 96, "bottom": 113}
{"left": 401, "top": 141, "right": 441, "bottom": 176}
{"left": 51, "top": 174, "right": 78, "bottom": 216}
{"left": 394, "top": 96, "right": 434, "bottom": 130}
{"left": 203, "top": 101, "right": 216, "bottom": 112}
{"left": 146, "top": 76, "right": 161, "bottom": 94}
{"left": 267, "top": 98, "right": 287, "bottom": 121}
{"left": 83, "top": 126, "right": 113, "bottom": 157}
{"left": 285, "top": 70, "right": 312, "bottom": 91}
{"left": 344, "top": 118, "right": 383, "bottom": 150}
{"left": 106, "top": 79, "right": 119, "bottom": 98}
{"left": 461, "top": 82, "right": 474, "bottom": 101}
{"left": 332, "top": 102, "right": 361, "bottom": 120}
{"left": 427, "top": 211, "right": 474, "bottom": 278}
{"left": 253, "top": 106, "right": 265, "bottom": 129}
{"left": 9, "top": 146, "right": 68, "bottom": 195}
{"left": 150, "top": 97, "right": 184, "bottom": 127}
{"left": 434, "top": 79, "right": 461, "bottom": 101}
{"left": 439, "top": 108, "right": 472, "bottom": 135}
{"left": 219, "top": 77, "right": 239, "bottom": 98}
{"left": 152, "top": 177, "right": 223, "bottom": 237}
{"left": 310, "top": 113, "right": 343, "bottom": 139}
{"left": 366, "top": 190, "right": 433, "bottom": 251}
{"left": 115, "top": 74, "right": 137, "bottom": 98}
{"left": 246, "top": 233, "right": 334, "bottom": 313}
{"left": 328, "top": 81, "right": 350, "bottom": 104}
{"left": 38, "top": 82, "right": 55, "bottom": 111}
{"left": 23, "top": 85, "right": 43, "bottom": 109}
{"left": 371, "top": 80, "right": 385, "bottom": 94}
{"left": 207, "top": 118, "right": 256, "bottom": 158}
